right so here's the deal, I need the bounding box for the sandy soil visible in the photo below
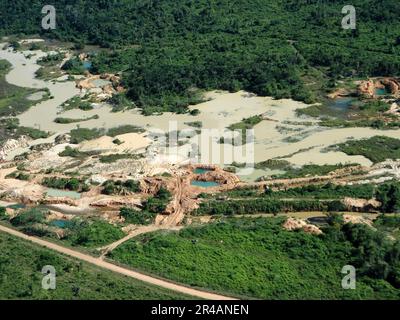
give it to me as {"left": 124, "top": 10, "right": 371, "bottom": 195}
{"left": 79, "top": 133, "right": 151, "bottom": 153}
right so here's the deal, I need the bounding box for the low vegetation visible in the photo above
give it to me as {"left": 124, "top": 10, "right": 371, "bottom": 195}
{"left": 265, "top": 183, "right": 375, "bottom": 200}
{"left": 142, "top": 188, "right": 172, "bottom": 213}
{"left": 107, "top": 93, "right": 133, "bottom": 112}
{"left": 194, "top": 198, "right": 346, "bottom": 216}
{"left": 42, "top": 177, "right": 89, "bottom": 192}
{"left": 276, "top": 163, "right": 357, "bottom": 179}
{"left": 374, "top": 214, "right": 400, "bottom": 239}
{"left": 15, "top": 125, "right": 50, "bottom": 140}
{"left": 10, "top": 208, "right": 46, "bottom": 227}
{"left": 336, "top": 136, "right": 400, "bottom": 164}
{"left": 228, "top": 115, "right": 263, "bottom": 132}
{"left": 61, "top": 96, "right": 93, "bottom": 112}
{"left": 99, "top": 153, "right": 142, "bottom": 164}
{"left": 0, "top": 118, "right": 49, "bottom": 145}
{"left": 0, "top": 60, "right": 49, "bottom": 118}
{"left": 212, "top": 183, "right": 375, "bottom": 201}
{"left": 35, "top": 53, "right": 65, "bottom": 80}
{"left": 254, "top": 159, "right": 292, "bottom": 171}
{"left": 68, "top": 125, "right": 146, "bottom": 144}
{"left": 58, "top": 146, "right": 88, "bottom": 158}
{"left": 185, "top": 121, "right": 203, "bottom": 128}
{"left": 359, "top": 100, "right": 391, "bottom": 114}
{"left": 106, "top": 125, "right": 145, "bottom": 137}
{"left": 54, "top": 115, "right": 99, "bottom": 124}
{"left": 69, "top": 128, "right": 103, "bottom": 144}
{"left": 0, "top": 232, "right": 190, "bottom": 299}
{"left": 376, "top": 183, "right": 400, "bottom": 213}
{"left": 109, "top": 217, "right": 400, "bottom": 299}
{"left": 66, "top": 220, "right": 125, "bottom": 248}
{"left": 5, "top": 171, "right": 30, "bottom": 181}
{"left": 119, "top": 187, "right": 172, "bottom": 225}
{"left": 102, "top": 180, "right": 141, "bottom": 195}
{"left": 119, "top": 207, "right": 156, "bottom": 226}
{"left": 61, "top": 58, "right": 86, "bottom": 75}
{"left": 222, "top": 115, "right": 263, "bottom": 145}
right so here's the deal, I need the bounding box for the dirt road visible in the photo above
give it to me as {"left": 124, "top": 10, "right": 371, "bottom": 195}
{"left": 158, "top": 177, "right": 186, "bottom": 226}
{"left": 0, "top": 224, "right": 236, "bottom": 300}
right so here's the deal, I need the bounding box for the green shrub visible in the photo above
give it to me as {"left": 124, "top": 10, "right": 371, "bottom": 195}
{"left": 59, "top": 146, "right": 83, "bottom": 158}
{"left": 102, "top": 180, "right": 141, "bottom": 195}
{"left": 42, "top": 177, "right": 89, "bottom": 192}
{"left": 68, "top": 220, "right": 125, "bottom": 248}
{"left": 376, "top": 183, "right": 400, "bottom": 213}
{"left": 337, "top": 136, "right": 400, "bottom": 164}
{"left": 5, "top": 171, "right": 30, "bottom": 181}
{"left": 0, "top": 232, "right": 187, "bottom": 299}
{"left": 107, "top": 125, "right": 144, "bottom": 137}
{"left": 69, "top": 128, "right": 103, "bottom": 144}
{"left": 109, "top": 217, "right": 400, "bottom": 299}
{"left": 61, "top": 58, "right": 85, "bottom": 74}
{"left": 119, "top": 207, "right": 156, "bottom": 225}
{"left": 107, "top": 93, "right": 133, "bottom": 112}
{"left": 11, "top": 208, "right": 46, "bottom": 227}
{"left": 0, "top": 207, "right": 6, "bottom": 220}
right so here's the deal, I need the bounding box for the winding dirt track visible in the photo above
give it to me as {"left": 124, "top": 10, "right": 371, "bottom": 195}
{"left": 0, "top": 224, "right": 236, "bottom": 300}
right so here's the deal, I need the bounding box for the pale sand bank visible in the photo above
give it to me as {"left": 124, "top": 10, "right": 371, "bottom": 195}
{"left": 1, "top": 44, "right": 400, "bottom": 177}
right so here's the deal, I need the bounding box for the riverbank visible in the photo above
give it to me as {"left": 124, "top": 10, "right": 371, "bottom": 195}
{"left": 0, "top": 41, "right": 400, "bottom": 183}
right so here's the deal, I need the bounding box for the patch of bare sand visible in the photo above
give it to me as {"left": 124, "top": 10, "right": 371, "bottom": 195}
{"left": 78, "top": 133, "right": 151, "bottom": 154}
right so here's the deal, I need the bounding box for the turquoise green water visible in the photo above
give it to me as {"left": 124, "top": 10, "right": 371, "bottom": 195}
{"left": 375, "top": 88, "right": 388, "bottom": 96}
{"left": 194, "top": 168, "right": 213, "bottom": 174}
{"left": 50, "top": 220, "right": 72, "bottom": 229}
{"left": 46, "top": 188, "right": 81, "bottom": 199}
{"left": 93, "top": 79, "right": 110, "bottom": 87}
{"left": 328, "top": 97, "right": 354, "bottom": 111}
{"left": 191, "top": 180, "right": 220, "bottom": 188}
{"left": 83, "top": 61, "right": 92, "bottom": 70}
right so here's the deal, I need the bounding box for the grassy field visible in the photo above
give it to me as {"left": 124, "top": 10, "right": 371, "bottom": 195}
{"left": 336, "top": 136, "right": 400, "bottom": 164}
{"left": 0, "top": 232, "right": 191, "bottom": 300}
{"left": 109, "top": 217, "right": 400, "bottom": 300}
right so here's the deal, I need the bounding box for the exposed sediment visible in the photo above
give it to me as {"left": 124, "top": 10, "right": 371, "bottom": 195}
{"left": 358, "top": 77, "right": 400, "bottom": 98}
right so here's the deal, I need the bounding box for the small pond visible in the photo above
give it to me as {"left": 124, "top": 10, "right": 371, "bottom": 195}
{"left": 50, "top": 219, "right": 72, "bottom": 229}
{"left": 307, "top": 216, "right": 329, "bottom": 226}
{"left": 46, "top": 188, "right": 81, "bottom": 200}
{"left": 92, "top": 79, "right": 111, "bottom": 87}
{"left": 191, "top": 180, "right": 220, "bottom": 188}
{"left": 375, "top": 88, "right": 388, "bottom": 96}
{"left": 328, "top": 97, "right": 354, "bottom": 111}
{"left": 83, "top": 61, "right": 92, "bottom": 70}
{"left": 194, "top": 168, "right": 213, "bottom": 174}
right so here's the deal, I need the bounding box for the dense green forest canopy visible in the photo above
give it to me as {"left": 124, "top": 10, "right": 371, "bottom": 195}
{"left": 1, "top": 0, "right": 400, "bottom": 112}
